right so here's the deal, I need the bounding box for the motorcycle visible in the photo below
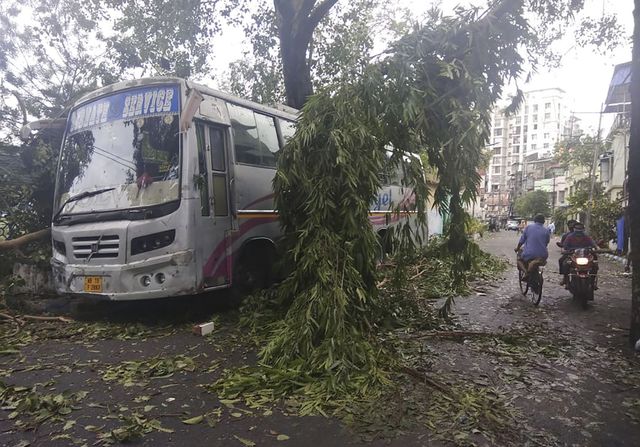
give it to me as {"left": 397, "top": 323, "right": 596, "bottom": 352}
{"left": 563, "top": 248, "right": 598, "bottom": 309}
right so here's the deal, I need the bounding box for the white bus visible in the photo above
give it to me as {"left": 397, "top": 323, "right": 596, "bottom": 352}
{"left": 50, "top": 77, "right": 423, "bottom": 300}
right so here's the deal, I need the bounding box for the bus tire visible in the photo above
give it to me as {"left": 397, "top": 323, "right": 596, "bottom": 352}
{"left": 377, "top": 229, "right": 393, "bottom": 263}
{"left": 232, "top": 240, "right": 275, "bottom": 298}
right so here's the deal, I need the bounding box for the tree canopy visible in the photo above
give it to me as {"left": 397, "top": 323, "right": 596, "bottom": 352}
{"left": 515, "top": 190, "right": 551, "bottom": 218}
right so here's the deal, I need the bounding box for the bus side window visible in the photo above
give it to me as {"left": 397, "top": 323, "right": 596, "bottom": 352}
{"left": 196, "top": 123, "right": 210, "bottom": 216}
{"left": 254, "top": 113, "right": 279, "bottom": 167}
{"left": 228, "top": 104, "right": 260, "bottom": 165}
{"left": 228, "top": 103, "right": 280, "bottom": 168}
{"left": 279, "top": 120, "right": 295, "bottom": 147}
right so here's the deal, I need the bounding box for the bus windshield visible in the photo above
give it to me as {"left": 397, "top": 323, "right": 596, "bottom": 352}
{"left": 55, "top": 85, "right": 181, "bottom": 219}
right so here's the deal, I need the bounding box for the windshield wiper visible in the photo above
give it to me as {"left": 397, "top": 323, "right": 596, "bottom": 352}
{"left": 53, "top": 187, "right": 116, "bottom": 223}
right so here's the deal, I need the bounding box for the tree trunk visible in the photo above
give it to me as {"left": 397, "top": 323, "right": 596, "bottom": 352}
{"left": 0, "top": 228, "right": 50, "bottom": 251}
{"left": 274, "top": 0, "right": 339, "bottom": 109}
{"left": 629, "top": 0, "right": 640, "bottom": 346}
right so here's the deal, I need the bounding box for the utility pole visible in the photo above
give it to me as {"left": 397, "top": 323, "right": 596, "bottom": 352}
{"left": 629, "top": 0, "right": 640, "bottom": 346}
{"left": 586, "top": 104, "right": 604, "bottom": 231}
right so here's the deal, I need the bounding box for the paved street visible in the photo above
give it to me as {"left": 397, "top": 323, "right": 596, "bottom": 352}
{"left": 447, "top": 230, "right": 640, "bottom": 446}
{"left": 1, "top": 230, "right": 639, "bottom": 446}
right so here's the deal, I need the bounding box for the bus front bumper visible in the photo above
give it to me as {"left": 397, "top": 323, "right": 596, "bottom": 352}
{"left": 51, "top": 249, "right": 197, "bottom": 301}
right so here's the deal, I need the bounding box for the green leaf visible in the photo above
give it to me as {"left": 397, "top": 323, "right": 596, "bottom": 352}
{"left": 233, "top": 435, "right": 256, "bottom": 446}
{"left": 276, "top": 434, "right": 290, "bottom": 441}
{"left": 181, "top": 415, "right": 204, "bottom": 425}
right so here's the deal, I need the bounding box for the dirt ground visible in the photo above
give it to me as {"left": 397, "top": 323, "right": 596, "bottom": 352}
{"left": 1, "top": 231, "right": 638, "bottom": 446}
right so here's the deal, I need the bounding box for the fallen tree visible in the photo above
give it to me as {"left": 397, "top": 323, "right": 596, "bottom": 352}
{"left": 0, "top": 228, "right": 50, "bottom": 251}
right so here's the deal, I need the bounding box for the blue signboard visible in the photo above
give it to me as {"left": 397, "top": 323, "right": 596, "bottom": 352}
{"left": 68, "top": 85, "right": 180, "bottom": 135}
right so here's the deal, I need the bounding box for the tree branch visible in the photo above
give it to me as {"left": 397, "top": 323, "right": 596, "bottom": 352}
{"left": 307, "top": 0, "right": 339, "bottom": 32}
{"left": 0, "top": 228, "right": 50, "bottom": 251}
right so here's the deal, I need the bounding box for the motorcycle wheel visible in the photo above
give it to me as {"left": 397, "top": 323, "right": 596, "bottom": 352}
{"left": 576, "top": 277, "right": 590, "bottom": 309}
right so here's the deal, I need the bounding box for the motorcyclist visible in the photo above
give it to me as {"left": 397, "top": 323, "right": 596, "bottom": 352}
{"left": 563, "top": 222, "right": 598, "bottom": 251}
{"left": 557, "top": 219, "right": 577, "bottom": 285}
{"left": 560, "top": 222, "right": 598, "bottom": 288}
{"left": 514, "top": 214, "right": 550, "bottom": 280}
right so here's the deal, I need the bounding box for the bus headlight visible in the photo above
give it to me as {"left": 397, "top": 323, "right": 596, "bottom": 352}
{"left": 140, "top": 275, "right": 152, "bottom": 287}
{"left": 576, "top": 257, "right": 589, "bottom": 266}
{"left": 53, "top": 240, "right": 66, "bottom": 256}
{"left": 131, "top": 230, "right": 176, "bottom": 255}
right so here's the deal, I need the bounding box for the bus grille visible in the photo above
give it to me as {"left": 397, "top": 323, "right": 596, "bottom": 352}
{"left": 72, "top": 235, "right": 120, "bottom": 259}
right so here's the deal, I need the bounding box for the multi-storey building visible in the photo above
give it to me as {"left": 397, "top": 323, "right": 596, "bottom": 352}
{"left": 482, "top": 87, "right": 572, "bottom": 220}
{"left": 600, "top": 62, "right": 631, "bottom": 205}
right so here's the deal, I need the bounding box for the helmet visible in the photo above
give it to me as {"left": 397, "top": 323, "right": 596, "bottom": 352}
{"left": 534, "top": 214, "right": 545, "bottom": 224}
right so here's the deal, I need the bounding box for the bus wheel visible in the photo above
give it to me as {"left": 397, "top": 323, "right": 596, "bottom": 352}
{"left": 233, "top": 245, "right": 274, "bottom": 298}
{"left": 377, "top": 230, "right": 393, "bottom": 264}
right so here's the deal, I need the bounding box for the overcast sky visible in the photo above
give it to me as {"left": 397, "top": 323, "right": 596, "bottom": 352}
{"left": 204, "top": 0, "right": 632, "bottom": 135}
{"left": 393, "top": 0, "right": 633, "bottom": 133}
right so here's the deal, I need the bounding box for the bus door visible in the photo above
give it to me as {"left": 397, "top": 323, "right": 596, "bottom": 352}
{"left": 195, "top": 122, "right": 233, "bottom": 288}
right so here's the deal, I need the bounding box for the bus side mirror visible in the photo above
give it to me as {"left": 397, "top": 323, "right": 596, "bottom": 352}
{"left": 180, "top": 90, "right": 204, "bottom": 132}
{"left": 19, "top": 119, "right": 66, "bottom": 141}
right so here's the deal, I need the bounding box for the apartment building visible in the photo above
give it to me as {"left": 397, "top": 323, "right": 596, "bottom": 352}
{"left": 482, "top": 88, "right": 571, "bottom": 219}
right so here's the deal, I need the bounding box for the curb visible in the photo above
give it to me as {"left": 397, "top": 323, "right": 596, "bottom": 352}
{"left": 603, "top": 253, "right": 628, "bottom": 266}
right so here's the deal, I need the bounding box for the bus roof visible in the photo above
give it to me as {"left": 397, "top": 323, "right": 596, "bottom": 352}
{"left": 72, "top": 77, "right": 299, "bottom": 122}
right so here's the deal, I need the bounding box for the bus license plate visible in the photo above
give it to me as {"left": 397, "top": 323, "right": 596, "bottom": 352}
{"left": 84, "top": 276, "right": 103, "bottom": 293}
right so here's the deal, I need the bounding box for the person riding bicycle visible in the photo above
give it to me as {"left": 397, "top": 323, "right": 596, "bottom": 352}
{"left": 514, "top": 214, "right": 550, "bottom": 280}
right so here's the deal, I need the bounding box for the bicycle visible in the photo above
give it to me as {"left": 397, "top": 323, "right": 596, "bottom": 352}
{"left": 517, "top": 256, "right": 544, "bottom": 306}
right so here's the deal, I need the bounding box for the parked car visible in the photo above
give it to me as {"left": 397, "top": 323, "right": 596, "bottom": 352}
{"left": 506, "top": 220, "right": 519, "bottom": 231}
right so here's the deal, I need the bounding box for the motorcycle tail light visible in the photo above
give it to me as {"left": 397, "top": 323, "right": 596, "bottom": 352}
{"left": 576, "top": 257, "right": 589, "bottom": 266}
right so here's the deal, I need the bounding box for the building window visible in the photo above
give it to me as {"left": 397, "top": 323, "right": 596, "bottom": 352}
{"left": 525, "top": 105, "right": 529, "bottom": 114}
{"left": 533, "top": 105, "right": 538, "bottom": 112}
{"left": 494, "top": 128, "right": 503, "bottom": 136}
{"left": 543, "top": 143, "right": 549, "bottom": 149}
{"left": 545, "top": 102, "right": 551, "bottom": 109}
{"left": 544, "top": 112, "right": 551, "bottom": 120}
{"left": 493, "top": 147, "right": 501, "bottom": 155}
{"left": 493, "top": 166, "right": 500, "bottom": 174}
{"left": 492, "top": 184, "right": 499, "bottom": 191}
{"left": 513, "top": 145, "right": 520, "bottom": 153}
{"left": 531, "top": 134, "right": 537, "bottom": 141}
{"left": 515, "top": 117, "right": 521, "bottom": 125}
{"left": 531, "top": 143, "right": 537, "bottom": 150}
{"left": 544, "top": 133, "right": 549, "bottom": 139}
{"left": 559, "top": 190, "right": 565, "bottom": 203}
{"left": 533, "top": 114, "right": 538, "bottom": 122}
{"left": 533, "top": 124, "right": 538, "bottom": 130}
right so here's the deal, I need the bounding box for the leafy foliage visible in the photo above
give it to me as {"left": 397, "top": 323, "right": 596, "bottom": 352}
{"left": 515, "top": 190, "right": 550, "bottom": 218}
{"left": 101, "top": 355, "right": 197, "bottom": 387}
{"left": 0, "top": 381, "right": 87, "bottom": 429}
{"left": 564, "top": 183, "right": 623, "bottom": 243}
{"left": 214, "top": 0, "right": 531, "bottom": 415}
{"left": 554, "top": 135, "right": 601, "bottom": 171}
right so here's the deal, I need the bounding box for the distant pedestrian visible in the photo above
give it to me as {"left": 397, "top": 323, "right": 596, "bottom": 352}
{"left": 548, "top": 221, "right": 555, "bottom": 235}
{"left": 518, "top": 220, "right": 526, "bottom": 233}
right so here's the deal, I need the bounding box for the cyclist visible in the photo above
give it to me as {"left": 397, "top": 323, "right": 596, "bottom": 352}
{"left": 514, "top": 214, "right": 550, "bottom": 280}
